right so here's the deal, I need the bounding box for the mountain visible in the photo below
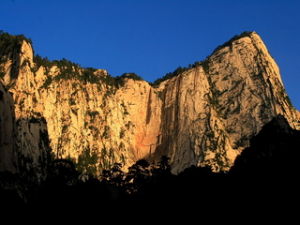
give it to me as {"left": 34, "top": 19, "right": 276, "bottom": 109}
{"left": 0, "top": 31, "right": 299, "bottom": 176}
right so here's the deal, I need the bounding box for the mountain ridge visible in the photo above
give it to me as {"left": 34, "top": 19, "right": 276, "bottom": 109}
{"left": 0, "top": 30, "right": 259, "bottom": 87}
{"left": 0, "top": 31, "right": 299, "bottom": 175}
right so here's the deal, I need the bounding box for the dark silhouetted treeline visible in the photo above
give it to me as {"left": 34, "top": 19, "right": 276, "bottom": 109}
{"left": 0, "top": 115, "right": 299, "bottom": 212}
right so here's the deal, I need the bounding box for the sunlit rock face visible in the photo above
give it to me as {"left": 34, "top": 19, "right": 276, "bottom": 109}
{"left": 154, "top": 32, "right": 300, "bottom": 172}
{"left": 0, "top": 31, "right": 299, "bottom": 174}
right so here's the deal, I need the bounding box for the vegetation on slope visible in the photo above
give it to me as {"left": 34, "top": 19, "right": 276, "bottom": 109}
{"left": 211, "top": 31, "right": 254, "bottom": 54}
{"left": 151, "top": 62, "right": 203, "bottom": 86}
{"left": 33, "top": 54, "right": 145, "bottom": 89}
{"left": 0, "top": 30, "right": 32, "bottom": 61}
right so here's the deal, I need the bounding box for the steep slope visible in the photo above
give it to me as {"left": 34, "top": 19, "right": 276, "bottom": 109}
{"left": 0, "top": 31, "right": 299, "bottom": 174}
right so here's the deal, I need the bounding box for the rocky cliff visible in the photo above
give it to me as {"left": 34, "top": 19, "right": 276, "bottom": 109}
{"left": 0, "top": 31, "right": 299, "bottom": 174}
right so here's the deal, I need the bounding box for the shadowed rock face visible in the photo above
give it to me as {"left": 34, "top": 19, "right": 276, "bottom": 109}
{"left": 0, "top": 31, "right": 299, "bottom": 174}
{"left": 0, "top": 83, "right": 16, "bottom": 172}
{"left": 229, "top": 115, "right": 300, "bottom": 177}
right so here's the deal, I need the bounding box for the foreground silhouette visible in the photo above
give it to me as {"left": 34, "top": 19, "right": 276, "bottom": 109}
{"left": 0, "top": 115, "right": 299, "bottom": 211}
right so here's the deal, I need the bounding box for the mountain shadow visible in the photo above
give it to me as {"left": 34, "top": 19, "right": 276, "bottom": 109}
{"left": 228, "top": 115, "right": 300, "bottom": 206}
{"left": 230, "top": 115, "right": 300, "bottom": 178}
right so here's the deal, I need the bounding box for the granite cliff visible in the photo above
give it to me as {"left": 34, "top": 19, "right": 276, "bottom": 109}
{"left": 0, "top": 31, "right": 299, "bottom": 175}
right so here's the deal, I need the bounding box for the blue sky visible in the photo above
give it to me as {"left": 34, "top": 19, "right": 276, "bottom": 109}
{"left": 0, "top": 0, "right": 299, "bottom": 109}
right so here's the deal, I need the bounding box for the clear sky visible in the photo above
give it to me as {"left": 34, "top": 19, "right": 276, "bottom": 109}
{"left": 0, "top": 0, "right": 299, "bottom": 109}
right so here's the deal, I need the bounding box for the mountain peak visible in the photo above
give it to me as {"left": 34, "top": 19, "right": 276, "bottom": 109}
{"left": 212, "top": 31, "right": 256, "bottom": 54}
{"left": 0, "top": 31, "right": 299, "bottom": 176}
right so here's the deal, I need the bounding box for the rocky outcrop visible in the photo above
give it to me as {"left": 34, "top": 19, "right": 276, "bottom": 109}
{"left": 0, "top": 35, "right": 51, "bottom": 175}
{"left": 0, "top": 79, "right": 50, "bottom": 177}
{"left": 155, "top": 32, "right": 300, "bottom": 172}
{"left": 0, "top": 31, "right": 299, "bottom": 174}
